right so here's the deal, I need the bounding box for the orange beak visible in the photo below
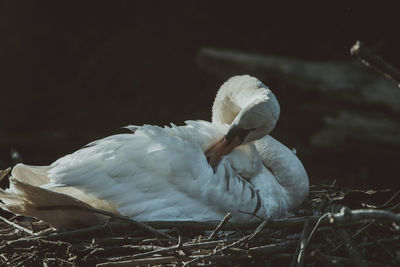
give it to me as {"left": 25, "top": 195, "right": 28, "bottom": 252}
{"left": 205, "top": 136, "right": 242, "bottom": 168}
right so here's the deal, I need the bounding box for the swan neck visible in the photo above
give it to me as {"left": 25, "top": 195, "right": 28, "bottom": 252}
{"left": 255, "top": 136, "right": 309, "bottom": 210}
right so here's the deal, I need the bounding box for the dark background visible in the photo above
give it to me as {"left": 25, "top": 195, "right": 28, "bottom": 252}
{"left": 1, "top": 1, "right": 399, "bottom": 188}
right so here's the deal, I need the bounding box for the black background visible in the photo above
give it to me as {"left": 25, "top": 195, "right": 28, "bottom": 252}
{"left": 1, "top": 1, "right": 399, "bottom": 188}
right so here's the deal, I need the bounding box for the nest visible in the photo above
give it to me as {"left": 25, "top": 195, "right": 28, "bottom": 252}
{"left": 1, "top": 183, "right": 399, "bottom": 266}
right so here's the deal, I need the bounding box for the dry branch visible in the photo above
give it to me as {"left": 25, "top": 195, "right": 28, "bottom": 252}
{"left": 103, "top": 240, "right": 224, "bottom": 263}
{"left": 291, "top": 219, "right": 312, "bottom": 267}
{"left": 1, "top": 184, "right": 399, "bottom": 266}
{"left": 0, "top": 168, "right": 11, "bottom": 182}
{"left": 182, "top": 219, "right": 268, "bottom": 266}
{"left": 96, "top": 256, "right": 186, "bottom": 267}
{"left": 0, "top": 215, "right": 36, "bottom": 236}
{"left": 142, "top": 209, "right": 400, "bottom": 230}
{"left": 351, "top": 41, "right": 400, "bottom": 88}
{"left": 38, "top": 204, "right": 177, "bottom": 241}
{"left": 208, "top": 212, "right": 232, "bottom": 239}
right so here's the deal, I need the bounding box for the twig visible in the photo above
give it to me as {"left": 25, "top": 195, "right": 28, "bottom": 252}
{"left": 145, "top": 217, "right": 303, "bottom": 231}
{"left": 325, "top": 208, "right": 400, "bottom": 225}
{"left": 183, "top": 220, "right": 268, "bottom": 266}
{"left": 291, "top": 219, "right": 313, "bottom": 267}
{"left": 208, "top": 212, "right": 232, "bottom": 239}
{"left": 0, "top": 254, "right": 8, "bottom": 264}
{"left": 182, "top": 240, "right": 298, "bottom": 263}
{"left": 96, "top": 256, "right": 186, "bottom": 267}
{"left": 0, "top": 238, "right": 71, "bottom": 254}
{"left": 247, "top": 219, "right": 269, "bottom": 240}
{"left": 43, "top": 257, "right": 74, "bottom": 266}
{"left": 337, "top": 228, "right": 368, "bottom": 267}
{"left": 145, "top": 209, "right": 400, "bottom": 231}
{"left": 43, "top": 221, "right": 123, "bottom": 241}
{"left": 351, "top": 41, "right": 400, "bottom": 88}
{"left": 380, "top": 190, "right": 400, "bottom": 208}
{"left": 0, "top": 232, "right": 22, "bottom": 241}
{"left": 0, "top": 167, "right": 11, "bottom": 182}
{"left": 91, "top": 237, "right": 144, "bottom": 247}
{"left": 388, "top": 201, "right": 400, "bottom": 212}
{"left": 333, "top": 202, "right": 400, "bottom": 253}
{"left": 248, "top": 240, "right": 298, "bottom": 257}
{"left": 328, "top": 179, "right": 336, "bottom": 192}
{"left": 37, "top": 205, "right": 177, "bottom": 241}
{"left": 0, "top": 215, "right": 36, "bottom": 236}
{"left": 104, "top": 240, "right": 225, "bottom": 262}
{"left": 306, "top": 213, "right": 330, "bottom": 246}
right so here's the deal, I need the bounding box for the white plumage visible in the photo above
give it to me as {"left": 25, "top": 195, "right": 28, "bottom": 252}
{"left": 0, "top": 75, "right": 309, "bottom": 228}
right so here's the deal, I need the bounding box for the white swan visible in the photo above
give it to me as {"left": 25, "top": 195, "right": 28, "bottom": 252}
{"left": 0, "top": 75, "right": 309, "bottom": 228}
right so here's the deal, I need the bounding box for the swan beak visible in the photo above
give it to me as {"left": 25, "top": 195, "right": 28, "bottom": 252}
{"left": 205, "top": 136, "right": 242, "bottom": 168}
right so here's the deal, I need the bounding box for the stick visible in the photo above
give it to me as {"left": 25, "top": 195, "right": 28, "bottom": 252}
{"left": 43, "top": 222, "right": 121, "bottom": 240}
{"left": 32, "top": 208, "right": 400, "bottom": 237}
{"left": 37, "top": 205, "right": 177, "bottom": 241}
{"left": 0, "top": 168, "right": 11, "bottom": 182}
{"left": 351, "top": 41, "right": 400, "bottom": 88}
{"left": 0, "top": 215, "right": 36, "bottom": 236}
{"left": 0, "top": 254, "right": 8, "bottom": 264}
{"left": 96, "top": 256, "right": 186, "bottom": 267}
{"left": 183, "top": 219, "right": 268, "bottom": 266}
{"left": 333, "top": 204, "right": 400, "bottom": 253}
{"left": 104, "top": 240, "right": 225, "bottom": 262}
{"left": 306, "top": 213, "right": 330, "bottom": 246}
{"left": 91, "top": 237, "right": 145, "bottom": 247}
{"left": 145, "top": 209, "right": 400, "bottom": 230}
{"left": 337, "top": 228, "right": 368, "bottom": 267}
{"left": 380, "top": 190, "right": 400, "bottom": 208}
{"left": 208, "top": 212, "right": 232, "bottom": 239}
{"left": 0, "top": 238, "right": 71, "bottom": 254}
{"left": 290, "top": 219, "right": 313, "bottom": 267}
{"left": 145, "top": 217, "right": 302, "bottom": 231}
{"left": 248, "top": 240, "right": 298, "bottom": 257}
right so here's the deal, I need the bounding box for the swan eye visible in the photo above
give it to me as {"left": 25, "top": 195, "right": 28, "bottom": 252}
{"left": 226, "top": 125, "right": 256, "bottom": 142}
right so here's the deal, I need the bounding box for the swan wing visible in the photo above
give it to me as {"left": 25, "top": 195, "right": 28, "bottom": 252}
{"left": 45, "top": 121, "right": 263, "bottom": 221}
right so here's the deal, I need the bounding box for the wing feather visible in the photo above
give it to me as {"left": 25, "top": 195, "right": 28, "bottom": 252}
{"left": 37, "top": 121, "right": 271, "bottom": 221}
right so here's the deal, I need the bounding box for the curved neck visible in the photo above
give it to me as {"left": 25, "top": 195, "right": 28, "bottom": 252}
{"left": 254, "top": 136, "right": 309, "bottom": 210}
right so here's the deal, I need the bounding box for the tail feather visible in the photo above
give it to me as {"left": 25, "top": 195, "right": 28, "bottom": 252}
{"left": 1, "top": 164, "right": 120, "bottom": 229}
{"left": 0, "top": 178, "right": 107, "bottom": 229}
{"left": 9, "top": 164, "right": 118, "bottom": 213}
{"left": 11, "top": 163, "right": 51, "bottom": 186}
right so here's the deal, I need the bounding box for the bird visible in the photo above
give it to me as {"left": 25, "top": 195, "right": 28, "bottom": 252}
{"left": 0, "top": 75, "right": 309, "bottom": 229}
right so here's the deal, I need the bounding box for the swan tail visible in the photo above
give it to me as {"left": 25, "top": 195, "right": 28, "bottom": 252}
{"left": 0, "top": 177, "right": 108, "bottom": 229}
{"left": 9, "top": 163, "right": 119, "bottom": 214}
{"left": 11, "top": 163, "right": 51, "bottom": 186}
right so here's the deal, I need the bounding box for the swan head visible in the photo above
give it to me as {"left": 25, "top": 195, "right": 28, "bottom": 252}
{"left": 206, "top": 75, "right": 280, "bottom": 167}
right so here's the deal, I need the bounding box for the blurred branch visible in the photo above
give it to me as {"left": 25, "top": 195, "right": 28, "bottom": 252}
{"left": 351, "top": 41, "right": 400, "bottom": 88}
{"left": 198, "top": 47, "right": 400, "bottom": 113}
